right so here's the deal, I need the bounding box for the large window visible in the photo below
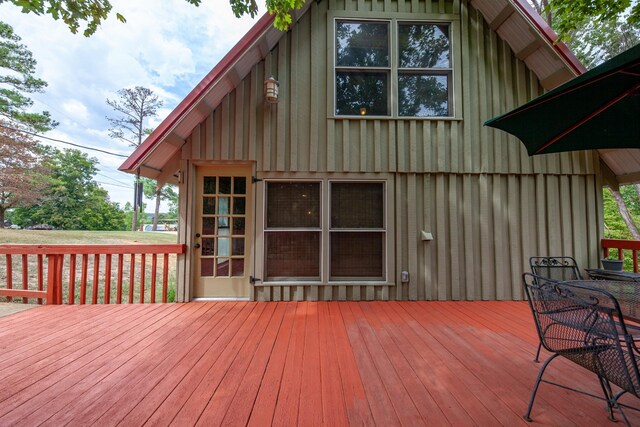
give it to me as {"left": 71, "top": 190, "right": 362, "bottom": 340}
{"left": 264, "top": 181, "right": 386, "bottom": 282}
{"left": 335, "top": 19, "right": 452, "bottom": 118}
{"left": 264, "top": 182, "right": 321, "bottom": 281}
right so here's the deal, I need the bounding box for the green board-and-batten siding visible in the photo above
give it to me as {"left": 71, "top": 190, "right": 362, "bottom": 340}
{"left": 175, "top": 0, "right": 602, "bottom": 302}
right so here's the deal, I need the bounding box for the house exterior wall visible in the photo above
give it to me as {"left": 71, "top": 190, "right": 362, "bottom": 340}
{"left": 175, "top": 0, "right": 603, "bottom": 302}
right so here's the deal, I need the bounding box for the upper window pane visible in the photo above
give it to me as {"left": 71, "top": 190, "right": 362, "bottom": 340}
{"left": 336, "top": 71, "right": 389, "bottom": 116}
{"left": 398, "top": 74, "right": 449, "bottom": 117}
{"left": 331, "top": 182, "right": 384, "bottom": 228}
{"left": 398, "top": 23, "right": 450, "bottom": 68}
{"left": 266, "top": 182, "right": 321, "bottom": 228}
{"left": 336, "top": 21, "right": 389, "bottom": 67}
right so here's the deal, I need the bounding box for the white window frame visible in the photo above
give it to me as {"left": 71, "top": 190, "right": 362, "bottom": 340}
{"left": 259, "top": 176, "right": 394, "bottom": 285}
{"left": 328, "top": 11, "right": 462, "bottom": 121}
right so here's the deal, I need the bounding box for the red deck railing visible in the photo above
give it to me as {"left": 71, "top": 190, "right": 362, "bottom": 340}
{"left": 0, "top": 244, "right": 186, "bottom": 304}
{"left": 601, "top": 239, "right": 640, "bottom": 273}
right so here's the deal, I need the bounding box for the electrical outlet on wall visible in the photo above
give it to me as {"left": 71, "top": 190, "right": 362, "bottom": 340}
{"left": 401, "top": 271, "right": 409, "bottom": 283}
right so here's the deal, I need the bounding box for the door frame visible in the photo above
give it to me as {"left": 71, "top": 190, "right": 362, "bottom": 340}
{"left": 191, "top": 162, "right": 255, "bottom": 299}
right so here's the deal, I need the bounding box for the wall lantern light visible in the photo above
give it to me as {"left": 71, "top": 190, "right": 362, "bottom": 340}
{"left": 264, "top": 76, "right": 279, "bottom": 103}
{"left": 359, "top": 107, "right": 367, "bottom": 116}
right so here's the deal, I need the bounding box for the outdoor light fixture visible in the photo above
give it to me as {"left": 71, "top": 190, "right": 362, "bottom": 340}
{"left": 360, "top": 107, "right": 367, "bottom": 116}
{"left": 264, "top": 76, "right": 279, "bottom": 103}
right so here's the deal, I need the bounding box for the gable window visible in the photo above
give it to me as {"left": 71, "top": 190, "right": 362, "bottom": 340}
{"left": 264, "top": 180, "right": 386, "bottom": 282}
{"left": 335, "top": 19, "right": 452, "bottom": 118}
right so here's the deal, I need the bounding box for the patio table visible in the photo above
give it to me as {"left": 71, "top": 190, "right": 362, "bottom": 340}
{"left": 585, "top": 268, "right": 640, "bottom": 282}
{"left": 566, "top": 279, "right": 640, "bottom": 324}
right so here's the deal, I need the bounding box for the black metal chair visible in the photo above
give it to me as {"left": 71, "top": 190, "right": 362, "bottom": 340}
{"left": 523, "top": 273, "right": 640, "bottom": 425}
{"left": 529, "top": 256, "right": 584, "bottom": 361}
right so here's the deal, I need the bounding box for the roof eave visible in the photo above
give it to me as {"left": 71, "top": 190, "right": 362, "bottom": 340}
{"left": 119, "top": 12, "right": 277, "bottom": 174}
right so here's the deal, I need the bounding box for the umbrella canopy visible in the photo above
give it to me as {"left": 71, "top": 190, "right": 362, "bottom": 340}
{"left": 485, "top": 43, "right": 640, "bottom": 156}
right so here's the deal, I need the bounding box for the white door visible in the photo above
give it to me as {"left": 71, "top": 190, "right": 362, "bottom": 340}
{"left": 194, "top": 165, "right": 252, "bottom": 298}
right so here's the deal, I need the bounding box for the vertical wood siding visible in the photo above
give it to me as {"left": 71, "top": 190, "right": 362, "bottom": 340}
{"left": 177, "top": 0, "right": 603, "bottom": 301}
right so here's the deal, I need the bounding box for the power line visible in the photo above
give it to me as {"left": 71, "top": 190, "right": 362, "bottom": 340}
{"left": 0, "top": 124, "right": 129, "bottom": 158}
{"left": 96, "top": 181, "right": 132, "bottom": 190}
{"left": 96, "top": 172, "right": 132, "bottom": 186}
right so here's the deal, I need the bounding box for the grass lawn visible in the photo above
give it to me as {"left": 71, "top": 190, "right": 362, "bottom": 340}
{"left": 0, "top": 229, "right": 178, "bottom": 245}
{"left": 0, "top": 230, "right": 180, "bottom": 304}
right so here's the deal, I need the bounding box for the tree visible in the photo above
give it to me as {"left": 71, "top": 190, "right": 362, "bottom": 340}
{"left": 0, "top": 119, "right": 50, "bottom": 227}
{"left": 141, "top": 177, "right": 178, "bottom": 231}
{"left": 529, "top": 1, "right": 640, "bottom": 239}
{"left": 0, "top": 22, "right": 57, "bottom": 132}
{"left": 0, "top": 0, "right": 304, "bottom": 33}
{"left": 106, "top": 86, "right": 162, "bottom": 231}
{"left": 530, "top": 0, "right": 640, "bottom": 43}
{"left": 11, "top": 148, "right": 127, "bottom": 230}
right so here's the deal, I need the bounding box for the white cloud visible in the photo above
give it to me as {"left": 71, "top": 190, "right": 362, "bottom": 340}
{"left": 61, "top": 100, "right": 90, "bottom": 123}
{"left": 0, "top": 0, "right": 263, "bottom": 210}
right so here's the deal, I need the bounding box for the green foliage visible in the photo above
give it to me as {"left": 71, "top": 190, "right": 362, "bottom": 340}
{"left": 0, "top": 21, "right": 57, "bottom": 131}
{"left": 228, "top": 0, "right": 304, "bottom": 30}
{"left": 567, "top": 19, "right": 640, "bottom": 68}
{"left": 2, "top": 0, "right": 302, "bottom": 34}
{"left": 0, "top": 0, "right": 123, "bottom": 37}
{"left": 541, "top": 0, "right": 640, "bottom": 43}
{"left": 603, "top": 187, "right": 633, "bottom": 239}
{"left": 11, "top": 148, "right": 127, "bottom": 230}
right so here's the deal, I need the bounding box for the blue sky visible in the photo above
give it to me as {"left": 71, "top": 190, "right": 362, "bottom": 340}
{"left": 1, "top": 0, "right": 262, "bottom": 212}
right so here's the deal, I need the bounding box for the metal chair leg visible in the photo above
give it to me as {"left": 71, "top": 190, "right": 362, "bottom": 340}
{"left": 524, "top": 353, "right": 559, "bottom": 421}
{"left": 596, "top": 375, "right": 617, "bottom": 421}
{"left": 534, "top": 342, "right": 542, "bottom": 363}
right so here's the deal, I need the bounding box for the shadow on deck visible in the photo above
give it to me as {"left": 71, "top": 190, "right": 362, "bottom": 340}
{"left": 0, "top": 301, "right": 637, "bottom": 426}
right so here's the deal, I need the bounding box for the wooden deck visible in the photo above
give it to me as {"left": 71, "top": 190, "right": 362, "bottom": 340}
{"left": 1, "top": 301, "right": 638, "bottom": 426}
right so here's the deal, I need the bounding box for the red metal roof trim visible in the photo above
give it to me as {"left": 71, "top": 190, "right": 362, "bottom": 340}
{"left": 511, "top": 0, "right": 586, "bottom": 76}
{"left": 119, "top": 13, "right": 276, "bottom": 172}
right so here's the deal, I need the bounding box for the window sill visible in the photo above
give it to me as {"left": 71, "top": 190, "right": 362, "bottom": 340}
{"left": 255, "top": 281, "right": 396, "bottom": 287}
{"left": 330, "top": 116, "right": 463, "bottom": 122}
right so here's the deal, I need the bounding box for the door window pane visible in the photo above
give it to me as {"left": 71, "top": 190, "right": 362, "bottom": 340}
{"left": 231, "top": 260, "right": 244, "bottom": 277}
{"left": 203, "top": 197, "right": 216, "bottom": 214}
{"left": 218, "top": 197, "right": 230, "bottom": 215}
{"left": 202, "top": 218, "right": 215, "bottom": 235}
{"left": 234, "top": 177, "right": 246, "bottom": 195}
{"left": 398, "top": 74, "right": 449, "bottom": 117}
{"left": 204, "top": 177, "right": 216, "bottom": 194}
{"left": 218, "top": 238, "right": 230, "bottom": 257}
{"left": 217, "top": 258, "right": 230, "bottom": 276}
{"left": 201, "top": 238, "right": 215, "bottom": 256}
{"left": 331, "top": 182, "right": 384, "bottom": 228}
{"left": 232, "top": 218, "right": 245, "bottom": 235}
{"left": 336, "top": 21, "right": 389, "bottom": 67}
{"left": 336, "top": 71, "right": 389, "bottom": 116}
{"left": 219, "top": 177, "right": 232, "bottom": 194}
{"left": 330, "top": 232, "right": 384, "bottom": 279}
{"left": 232, "top": 238, "right": 245, "bottom": 256}
{"left": 398, "top": 23, "right": 450, "bottom": 68}
{"left": 233, "top": 198, "right": 246, "bottom": 215}
{"left": 265, "top": 232, "right": 320, "bottom": 280}
{"left": 266, "top": 182, "right": 320, "bottom": 228}
{"left": 201, "top": 259, "right": 214, "bottom": 277}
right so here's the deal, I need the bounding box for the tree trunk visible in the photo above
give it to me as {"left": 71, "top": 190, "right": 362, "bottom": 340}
{"left": 0, "top": 207, "right": 5, "bottom": 228}
{"left": 611, "top": 188, "right": 640, "bottom": 240}
{"left": 152, "top": 190, "right": 161, "bottom": 231}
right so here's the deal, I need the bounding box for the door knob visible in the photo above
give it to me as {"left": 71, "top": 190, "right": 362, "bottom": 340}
{"left": 195, "top": 233, "right": 201, "bottom": 238}
{"left": 194, "top": 243, "right": 201, "bottom": 249}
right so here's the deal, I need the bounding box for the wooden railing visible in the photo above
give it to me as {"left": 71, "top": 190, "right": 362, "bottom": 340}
{"left": 0, "top": 244, "right": 186, "bottom": 304}
{"left": 601, "top": 239, "right": 640, "bottom": 273}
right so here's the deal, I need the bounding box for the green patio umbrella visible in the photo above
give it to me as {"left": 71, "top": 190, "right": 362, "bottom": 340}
{"left": 484, "top": 43, "right": 640, "bottom": 156}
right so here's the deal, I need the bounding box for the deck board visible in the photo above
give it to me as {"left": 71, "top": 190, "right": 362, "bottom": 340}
{"left": 0, "top": 301, "right": 638, "bottom": 426}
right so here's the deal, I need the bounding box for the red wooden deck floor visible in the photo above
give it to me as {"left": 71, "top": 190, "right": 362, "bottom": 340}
{"left": 1, "top": 301, "right": 638, "bottom": 426}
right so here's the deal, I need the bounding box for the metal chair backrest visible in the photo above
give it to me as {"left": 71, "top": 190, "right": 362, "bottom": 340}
{"left": 523, "top": 273, "right": 640, "bottom": 397}
{"left": 530, "top": 256, "right": 583, "bottom": 282}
